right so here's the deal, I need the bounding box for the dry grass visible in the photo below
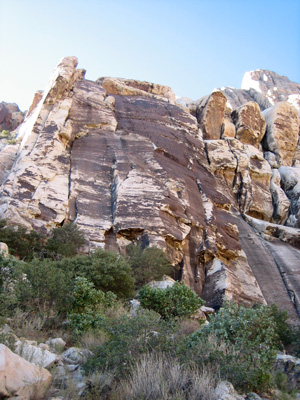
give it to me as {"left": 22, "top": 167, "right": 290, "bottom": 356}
{"left": 8, "top": 309, "right": 65, "bottom": 343}
{"left": 117, "top": 352, "right": 219, "bottom": 400}
{"left": 78, "top": 330, "right": 108, "bottom": 351}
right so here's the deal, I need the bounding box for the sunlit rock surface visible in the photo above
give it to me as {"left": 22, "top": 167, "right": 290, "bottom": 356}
{"left": 1, "top": 57, "right": 300, "bottom": 317}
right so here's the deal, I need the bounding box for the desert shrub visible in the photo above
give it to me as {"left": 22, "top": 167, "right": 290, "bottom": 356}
{"left": 0, "top": 253, "right": 25, "bottom": 316}
{"left": 0, "top": 129, "right": 11, "bottom": 138}
{"left": 139, "top": 282, "right": 204, "bottom": 320}
{"left": 118, "top": 352, "right": 218, "bottom": 400}
{"left": 127, "top": 243, "right": 172, "bottom": 288}
{"left": 0, "top": 219, "right": 44, "bottom": 260}
{"left": 43, "top": 222, "right": 86, "bottom": 259}
{"left": 82, "top": 310, "right": 179, "bottom": 377}
{"left": 182, "top": 301, "right": 282, "bottom": 392}
{"left": 68, "top": 277, "right": 117, "bottom": 336}
{"left": 56, "top": 249, "right": 135, "bottom": 298}
{"left": 19, "top": 258, "right": 75, "bottom": 315}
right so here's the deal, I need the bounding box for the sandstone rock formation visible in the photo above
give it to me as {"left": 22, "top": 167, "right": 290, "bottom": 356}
{"left": 0, "top": 344, "right": 51, "bottom": 400}
{"left": 262, "top": 102, "right": 299, "bottom": 167}
{"left": 0, "top": 102, "right": 24, "bottom": 131}
{"left": 231, "top": 101, "right": 266, "bottom": 147}
{"left": 1, "top": 57, "right": 300, "bottom": 318}
{"left": 195, "top": 91, "right": 227, "bottom": 139}
{"left": 218, "top": 69, "right": 300, "bottom": 112}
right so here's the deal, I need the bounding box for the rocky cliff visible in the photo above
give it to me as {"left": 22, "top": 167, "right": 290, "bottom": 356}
{"left": 1, "top": 57, "right": 300, "bottom": 318}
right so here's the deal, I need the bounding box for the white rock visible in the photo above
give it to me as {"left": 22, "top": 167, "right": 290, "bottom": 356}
{"left": 214, "top": 381, "right": 244, "bottom": 399}
{"left": 147, "top": 276, "right": 176, "bottom": 290}
{"left": 61, "top": 347, "right": 93, "bottom": 364}
{"left": 14, "top": 341, "right": 58, "bottom": 368}
{"left": 45, "top": 338, "right": 66, "bottom": 353}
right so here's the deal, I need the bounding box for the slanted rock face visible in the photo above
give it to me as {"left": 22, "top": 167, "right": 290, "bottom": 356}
{"left": 231, "top": 101, "right": 266, "bottom": 147}
{"left": 0, "top": 57, "right": 266, "bottom": 308}
{"left": 196, "top": 91, "right": 227, "bottom": 139}
{"left": 262, "top": 102, "right": 299, "bottom": 167}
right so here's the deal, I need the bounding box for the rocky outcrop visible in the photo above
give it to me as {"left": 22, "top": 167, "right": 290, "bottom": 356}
{"left": 0, "top": 344, "right": 51, "bottom": 400}
{"left": 0, "top": 102, "right": 24, "bottom": 131}
{"left": 262, "top": 102, "right": 299, "bottom": 167}
{"left": 279, "top": 167, "right": 300, "bottom": 228}
{"left": 242, "top": 69, "right": 300, "bottom": 109}
{"left": 2, "top": 57, "right": 300, "bottom": 317}
{"left": 231, "top": 101, "right": 266, "bottom": 147}
{"left": 196, "top": 91, "right": 227, "bottom": 139}
{"left": 219, "top": 69, "right": 300, "bottom": 113}
{"left": 97, "top": 77, "right": 176, "bottom": 104}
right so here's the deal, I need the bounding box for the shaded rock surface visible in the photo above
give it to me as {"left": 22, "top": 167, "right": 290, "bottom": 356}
{"left": 1, "top": 57, "right": 300, "bottom": 318}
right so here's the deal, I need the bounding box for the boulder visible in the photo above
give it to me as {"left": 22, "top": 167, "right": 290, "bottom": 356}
{"left": 214, "top": 381, "right": 244, "bottom": 399}
{"left": 0, "top": 242, "right": 8, "bottom": 256}
{"left": 0, "top": 344, "right": 51, "bottom": 400}
{"left": 275, "top": 353, "right": 300, "bottom": 388}
{"left": 14, "top": 340, "right": 59, "bottom": 368}
{"left": 147, "top": 276, "right": 176, "bottom": 290}
{"left": 262, "top": 102, "right": 299, "bottom": 167}
{"left": 231, "top": 101, "right": 266, "bottom": 147}
{"left": 0, "top": 102, "right": 25, "bottom": 131}
{"left": 45, "top": 338, "right": 66, "bottom": 354}
{"left": 61, "top": 347, "right": 93, "bottom": 365}
{"left": 196, "top": 91, "right": 227, "bottom": 139}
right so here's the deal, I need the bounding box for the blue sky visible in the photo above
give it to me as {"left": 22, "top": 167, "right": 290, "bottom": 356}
{"left": 1, "top": 0, "right": 300, "bottom": 111}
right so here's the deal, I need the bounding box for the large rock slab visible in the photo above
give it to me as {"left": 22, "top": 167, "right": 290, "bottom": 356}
{"left": 0, "top": 57, "right": 267, "bottom": 307}
{"left": 0, "top": 344, "right": 51, "bottom": 400}
{"left": 231, "top": 101, "right": 266, "bottom": 147}
{"left": 196, "top": 91, "right": 227, "bottom": 139}
{"left": 262, "top": 102, "right": 299, "bottom": 167}
{"left": 97, "top": 77, "right": 176, "bottom": 103}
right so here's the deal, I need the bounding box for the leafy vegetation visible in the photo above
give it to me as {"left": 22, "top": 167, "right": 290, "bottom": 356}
{"left": 182, "top": 301, "right": 288, "bottom": 392}
{"left": 0, "top": 221, "right": 298, "bottom": 398}
{"left": 139, "top": 282, "right": 204, "bottom": 319}
{"left": 127, "top": 243, "right": 172, "bottom": 288}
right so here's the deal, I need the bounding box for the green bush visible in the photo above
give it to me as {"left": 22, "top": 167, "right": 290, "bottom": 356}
{"left": 55, "top": 249, "right": 135, "bottom": 298}
{"left": 82, "top": 310, "right": 179, "bottom": 377}
{"left": 20, "top": 258, "right": 74, "bottom": 315}
{"left": 183, "top": 301, "right": 282, "bottom": 392}
{"left": 68, "top": 277, "right": 117, "bottom": 336}
{"left": 127, "top": 244, "right": 172, "bottom": 288}
{"left": 0, "top": 219, "right": 44, "bottom": 260}
{"left": 44, "top": 222, "right": 86, "bottom": 259}
{"left": 139, "top": 282, "right": 204, "bottom": 320}
{"left": 0, "top": 253, "right": 25, "bottom": 316}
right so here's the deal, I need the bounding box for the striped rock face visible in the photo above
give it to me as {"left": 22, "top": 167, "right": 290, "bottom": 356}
{"left": 1, "top": 57, "right": 300, "bottom": 315}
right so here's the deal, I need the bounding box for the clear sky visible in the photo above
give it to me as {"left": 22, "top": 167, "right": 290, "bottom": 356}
{"left": 1, "top": 0, "right": 300, "bottom": 111}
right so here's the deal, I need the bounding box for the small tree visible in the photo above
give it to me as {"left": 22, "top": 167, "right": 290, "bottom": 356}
{"left": 127, "top": 243, "right": 172, "bottom": 289}
{"left": 44, "top": 222, "right": 85, "bottom": 259}
{"left": 139, "top": 282, "right": 204, "bottom": 320}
